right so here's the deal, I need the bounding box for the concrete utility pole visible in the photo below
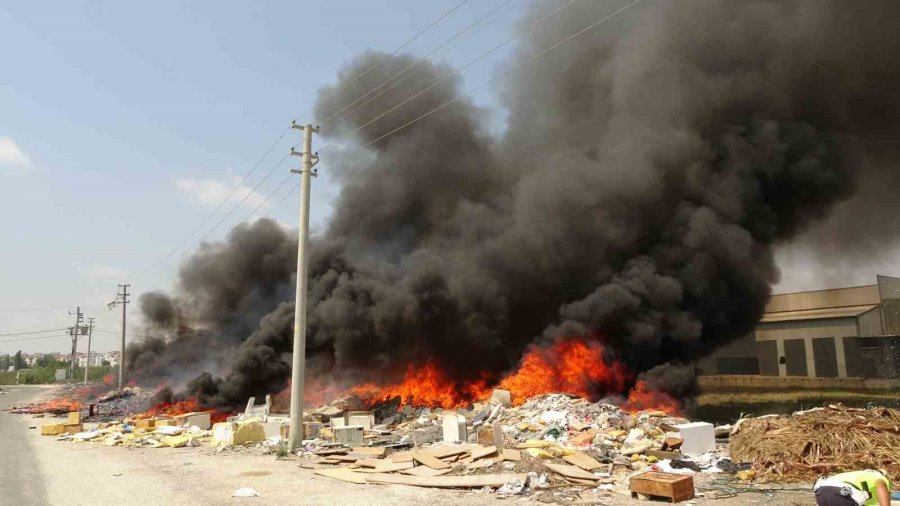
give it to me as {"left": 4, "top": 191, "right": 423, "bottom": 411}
{"left": 83, "top": 317, "right": 95, "bottom": 384}
{"left": 108, "top": 284, "right": 130, "bottom": 389}
{"left": 67, "top": 307, "right": 84, "bottom": 381}
{"left": 288, "top": 122, "right": 319, "bottom": 450}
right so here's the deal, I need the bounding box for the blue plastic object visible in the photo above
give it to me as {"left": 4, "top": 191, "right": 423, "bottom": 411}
{"left": 891, "top": 491, "right": 900, "bottom": 500}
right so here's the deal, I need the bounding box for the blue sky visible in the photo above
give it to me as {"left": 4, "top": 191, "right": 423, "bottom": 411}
{"left": 0, "top": 0, "right": 527, "bottom": 354}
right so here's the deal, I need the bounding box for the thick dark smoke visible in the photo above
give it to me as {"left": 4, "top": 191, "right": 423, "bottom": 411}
{"left": 131, "top": 0, "right": 900, "bottom": 408}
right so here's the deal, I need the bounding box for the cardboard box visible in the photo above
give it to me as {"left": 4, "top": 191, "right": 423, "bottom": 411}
{"left": 134, "top": 419, "right": 155, "bottom": 430}
{"left": 41, "top": 423, "right": 66, "bottom": 436}
{"left": 155, "top": 419, "right": 179, "bottom": 427}
{"left": 63, "top": 423, "right": 83, "bottom": 434}
{"left": 67, "top": 411, "right": 81, "bottom": 424}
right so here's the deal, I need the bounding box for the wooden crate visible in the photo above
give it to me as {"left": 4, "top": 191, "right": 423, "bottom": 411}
{"left": 629, "top": 472, "right": 694, "bottom": 503}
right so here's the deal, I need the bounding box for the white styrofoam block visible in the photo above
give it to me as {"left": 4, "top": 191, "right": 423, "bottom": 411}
{"left": 442, "top": 413, "right": 467, "bottom": 443}
{"left": 334, "top": 425, "right": 365, "bottom": 445}
{"left": 330, "top": 417, "right": 346, "bottom": 428}
{"left": 348, "top": 414, "right": 375, "bottom": 430}
{"left": 675, "top": 421, "right": 715, "bottom": 455}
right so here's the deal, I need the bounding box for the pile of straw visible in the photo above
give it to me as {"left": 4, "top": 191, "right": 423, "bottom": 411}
{"left": 730, "top": 404, "right": 900, "bottom": 482}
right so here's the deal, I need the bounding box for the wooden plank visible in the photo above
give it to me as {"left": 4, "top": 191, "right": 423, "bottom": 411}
{"left": 365, "top": 473, "right": 529, "bottom": 488}
{"left": 516, "top": 441, "right": 550, "bottom": 449}
{"left": 390, "top": 451, "right": 414, "bottom": 463}
{"left": 401, "top": 466, "right": 453, "bottom": 477}
{"left": 544, "top": 463, "right": 600, "bottom": 481}
{"left": 562, "top": 452, "right": 603, "bottom": 471}
{"left": 566, "top": 477, "right": 598, "bottom": 486}
{"left": 313, "top": 448, "right": 349, "bottom": 456}
{"left": 354, "top": 458, "right": 380, "bottom": 468}
{"left": 327, "top": 455, "right": 359, "bottom": 462}
{"left": 374, "top": 461, "right": 416, "bottom": 473}
{"left": 352, "top": 447, "right": 389, "bottom": 457}
{"left": 466, "top": 459, "right": 494, "bottom": 470}
{"left": 428, "top": 446, "right": 470, "bottom": 459}
{"left": 471, "top": 445, "right": 497, "bottom": 461}
{"left": 500, "top": 449, "right": 521, "bottom": 461}
{"left": 414, "top": 452, "right": 451, "bottom": 470}
{"left": 314, "top": 467, "right": 369, "bottom": 484}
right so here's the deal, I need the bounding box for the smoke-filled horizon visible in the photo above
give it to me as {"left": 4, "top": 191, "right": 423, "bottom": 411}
{"left": 130, "top": 0, "right": 900, "bottom": 409}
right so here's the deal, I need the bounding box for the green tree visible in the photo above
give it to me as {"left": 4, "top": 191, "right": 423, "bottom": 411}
{"left": 13, "top": 351, "right": 24, "bottom": 370}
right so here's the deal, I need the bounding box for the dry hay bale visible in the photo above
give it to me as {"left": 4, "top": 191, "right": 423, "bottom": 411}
{"left": 729, "top": 404, "right": 900, "bottom": 482}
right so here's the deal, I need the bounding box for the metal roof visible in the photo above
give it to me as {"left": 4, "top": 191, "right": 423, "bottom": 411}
{"left": 759, "top": 304, "right": 880, "bottom": 323}
{"left": 765, "top": 285, "right": 880, "bottom": 313}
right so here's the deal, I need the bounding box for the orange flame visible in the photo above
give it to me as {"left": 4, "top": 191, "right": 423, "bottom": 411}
{"left": 300, "top": 336, "right": 680, "bottom": 415}
{"left": 498, "top": 339, "right": 628, "bottom": 404}
{"left": 11, "top": 398, "right": 82, "bottom": 414}
{"left": 621, "top": 380, "right": 682, "bottom": 415}
{"left": 137, "top": 397, "right": 230, "bottom": 423}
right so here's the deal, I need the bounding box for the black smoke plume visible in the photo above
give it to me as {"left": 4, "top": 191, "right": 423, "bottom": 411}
{"left": 130, "top": 0, "right": 900, "bottom": 408}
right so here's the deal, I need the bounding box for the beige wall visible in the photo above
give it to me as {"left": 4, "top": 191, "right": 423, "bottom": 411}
{"left": 755, "top": 317, "right": 859, "bottom": 341}
{"left": 858, "top": 307, "right": 884, "bottom": 336}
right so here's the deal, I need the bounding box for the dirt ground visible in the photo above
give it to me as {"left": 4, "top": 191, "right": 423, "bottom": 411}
{"left": 6, "top": 385, "right": 818, "bottom": 505}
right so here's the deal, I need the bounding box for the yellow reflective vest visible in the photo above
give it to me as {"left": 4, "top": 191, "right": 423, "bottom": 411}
{"left": 831, "top": 470, "right": 892, "bottom": 506}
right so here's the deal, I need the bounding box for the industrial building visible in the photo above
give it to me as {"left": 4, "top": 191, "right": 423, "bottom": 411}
{"left": 699, "top": 275, "right": 900, "bottom": 379}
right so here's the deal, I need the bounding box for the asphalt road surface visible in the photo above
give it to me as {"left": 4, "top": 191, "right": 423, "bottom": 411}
{"left": 0, "top": 385, "right": 49, "bottom": 505}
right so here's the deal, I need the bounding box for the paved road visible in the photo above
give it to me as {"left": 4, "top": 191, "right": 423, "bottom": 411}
{"left": 0, "top": 386, "right": 49, "bottom": 505}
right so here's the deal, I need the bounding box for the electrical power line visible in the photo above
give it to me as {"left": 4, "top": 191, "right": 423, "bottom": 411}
{"left": 138, "top": 1, "right": 470, "bottom": 282}
{"left": 140, "top": 128, "right": 291, "bottom": 279}
{"left": 319, "top": 0, "right": 520, "bottom": 129}
{"left": 0, "top": 328, "right": 69, "bottom": 337}
{"left": 359, "top": 0, "right": 644, "bottom": 149}
{"left": 335, "top": 0, "right": 576, "bottom": 143}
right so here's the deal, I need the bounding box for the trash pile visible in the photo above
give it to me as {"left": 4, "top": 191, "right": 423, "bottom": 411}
{"left": 300, "top": 391, "right": 746, "bottom": 500}
{"left": 39, "top": 410, "right": 217, "bottom": 448}
{"left": 7, "top": 384, "right": 154, "bottom": 420}
{"left": 730, "top": 404, "right": 900, "bottom": 483}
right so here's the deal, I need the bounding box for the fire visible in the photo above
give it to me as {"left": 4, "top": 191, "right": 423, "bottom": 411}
{"left": 301, "top": 335, "right": 680, "bottom": 415}
{"left": 10, "top": 398, "right": 82, "bottom": 415}
{"left": 354, "top": 361, "right": 492, "bottom": 410}
{"left": 621, "top": 380, "right": 682, "bottom": 415}
{"left": 497, "top": 339, "right": 628, "bottom": 404}
{"left": 138, "top": 397, "right": 230, "bottom": 423}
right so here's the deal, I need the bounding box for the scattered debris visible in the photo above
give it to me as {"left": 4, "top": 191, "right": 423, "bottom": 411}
{"left": 231, "top": 487, "right": 260, "bottom": 498}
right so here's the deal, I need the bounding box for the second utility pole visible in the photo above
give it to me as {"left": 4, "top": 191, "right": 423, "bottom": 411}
{"left": 288, "top": 122, "right": 318, "bottom": 450}
{"left": 83, "top": 317, "right": 94, "bottom": 384}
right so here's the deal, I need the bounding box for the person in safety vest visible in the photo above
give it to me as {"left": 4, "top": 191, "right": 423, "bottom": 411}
{"left": 814, "top": 469, "right": 892, "bottom": 506}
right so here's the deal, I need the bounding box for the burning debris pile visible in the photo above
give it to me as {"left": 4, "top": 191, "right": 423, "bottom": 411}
{"left": 118, "top": 1, "right": 900, "bottom": 415}
{"left": 730, "top": 404, "right": 900, "bottom": 483}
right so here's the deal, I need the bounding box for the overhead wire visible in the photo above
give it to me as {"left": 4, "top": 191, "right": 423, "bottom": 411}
{"left": 0, "top": 333, "right": 70, "bottom": 344}
{"left": 358, "top": 0, "right": 644, "bottom": 150}
{"left": 0, "top": 328, "right": 69, "bottom": 337}
{"left": 140, "top": 128, "right": 291, "bottom": 279}
{"left": 333, "top": 0, "right": 577, "bottom": 143}
{"left": 147, "top": 151, "right": 292, "bottom": 278}
{"left": 138, "top": 0, "right": 470, "bottom": 280}
{"left": 318, "top": 0, "right": 521, "bottom": 129}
